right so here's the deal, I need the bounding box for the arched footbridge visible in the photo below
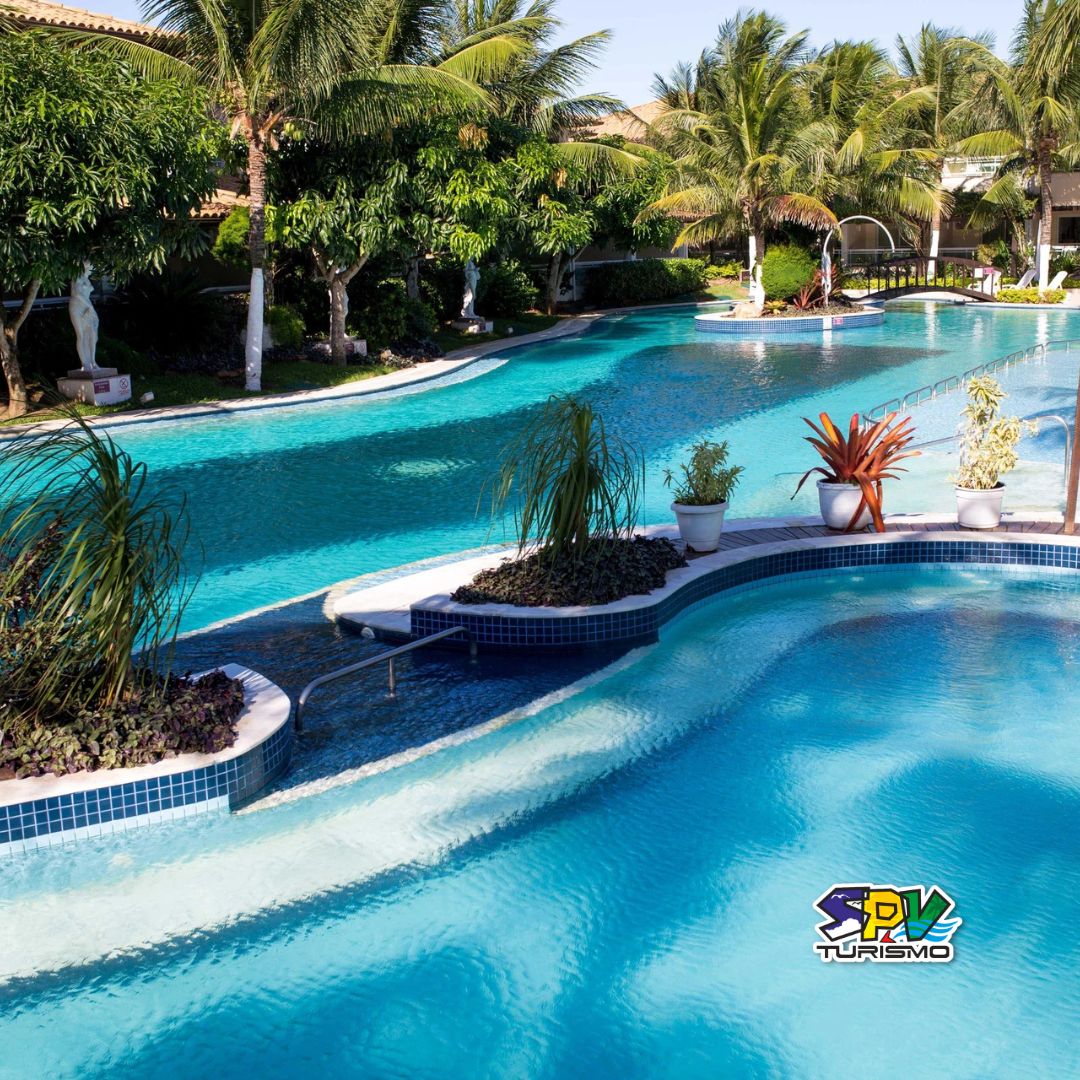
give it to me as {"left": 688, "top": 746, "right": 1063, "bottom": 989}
{"left": 846, "top": 257, "right": 1000, "bottom": 301}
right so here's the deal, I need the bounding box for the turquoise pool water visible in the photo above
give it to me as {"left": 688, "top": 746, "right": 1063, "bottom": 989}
{"left": 95, "top": 301, "right": 1077, "bottom": 630}
{"left": 3, "top": 567, "right": 1079, "bottom": 1077}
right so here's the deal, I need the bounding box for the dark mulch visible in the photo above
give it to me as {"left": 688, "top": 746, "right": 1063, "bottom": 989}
{"left": 0, "top": 669, "right": 246, "bottom": 779}
{"left": 451, "top": 537, "right": 688, "bottom": 608}
{"left": 763, "top": 300, "right": 866, "bottom": 317}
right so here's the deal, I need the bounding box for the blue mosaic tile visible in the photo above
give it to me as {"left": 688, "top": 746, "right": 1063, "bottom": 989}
{"left": 411, "top": 538, "right": 1080, "bottom": 650}
{"left": 0, "top": 710, "right": 293, "bottom": 854}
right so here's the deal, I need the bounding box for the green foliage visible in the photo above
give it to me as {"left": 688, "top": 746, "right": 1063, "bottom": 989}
{"left": 451, "top": 536, "right": 686, "bottom": 607}
{"left": 591, "top": 143, "right": 678, "bottom": 252}
{"left": 114, "top": 270, "right": 243, "bottom": 364}
{"left": 764, "top": 299, "right": 787, "bottom": 314}
{"left": 583, "top": 258, "right": 709, "bottom": 307}
{"left": 0, "top": 413, "right": 190, "bottom": 726}
{"left": 761, "top": 244, "right": 817, "bottom": 300}
{"left": 1, "top": 670, "right": 244, "bottom": 778}
{"left": 976, "top": 240, "right": 1011, "bottom": 270}
{"left": 211, "top": 208, "right": 252, "bottom": 267}
{"left": 664, "top": 440, "right": 743, "bottom": 506}
{"left": 275, "top": 161, "right": 415, "bottom": 278}
{"left": 1050, "top": 251, "right": 1080, "bottom": 276}
{"left": 490, "top": 395, "right": 644, "bottom": 561}
{"left": 479, "top": 258, "right": 540, "bottom": 316}
{"left": 954, "top": 376, "right": 1036, "bottom": 490}
{"left": 0, "top": 32, "right": 220, "bottom": 292}
{"left": 266, "top": 305, "right": 305, "bottom": 349}
{"left": 707, "top": 261, "right": 744, "bottom": 279}
{"left": 997, "top": 287, "right": 1066, "bottom": 304}
{"left": 348, "top": 280, "right": 436, "bottom": 348}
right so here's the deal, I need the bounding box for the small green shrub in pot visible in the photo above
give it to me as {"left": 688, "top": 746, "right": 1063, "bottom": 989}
{"left": 760, "top": 244, "right": 816, "bottom": 301}
{"left": 953, "top": 376, "right": 1036, "bottom": 529}
{"left": 664, "top": 439, "right": 743, "bottom": 552}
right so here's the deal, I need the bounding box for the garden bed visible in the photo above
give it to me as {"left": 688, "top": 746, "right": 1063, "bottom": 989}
{"left": 760, "top": 299, "right": 864, "bottom": 317}
{"left": 450, "top": 536, "right": 687, "bottom": 607}
{"left": 0, "top": 669, "right": 245, "bottom": 779}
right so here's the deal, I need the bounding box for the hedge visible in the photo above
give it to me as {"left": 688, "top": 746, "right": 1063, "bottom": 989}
{"left": 761, "top": 244, "right": 817, "bottom": 300}
{"left": 997, "top": 287, "right": 1066, "bottom": 304}
{"left": 584, "top": 258, "right": 709, "bottom": 307}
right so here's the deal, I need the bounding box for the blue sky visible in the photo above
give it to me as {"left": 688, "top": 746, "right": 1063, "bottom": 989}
{"left": 91, "top": 0, "right": 1022, "bottom": 106}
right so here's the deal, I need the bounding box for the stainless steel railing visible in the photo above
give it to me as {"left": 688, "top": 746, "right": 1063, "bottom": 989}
{"left": 863, "top": 339, "right": 1080, "bottom": 422}
{"left": 294, "top": 626, "right": 476, "bottom": 732}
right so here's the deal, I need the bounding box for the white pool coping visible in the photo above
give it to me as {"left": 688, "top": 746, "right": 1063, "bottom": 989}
{"left": 0, "top": 665, "right": 290, "bottom": 808}
{"left": 331, "top": 511, "right": 1076, "bottom": 639}
{"left": 0, "top": 315, "right": 601, "bottom": 439}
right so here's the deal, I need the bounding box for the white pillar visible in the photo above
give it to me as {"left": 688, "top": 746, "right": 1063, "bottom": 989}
{"left": 245, "top": 267, "right": 264, "bottom": 392}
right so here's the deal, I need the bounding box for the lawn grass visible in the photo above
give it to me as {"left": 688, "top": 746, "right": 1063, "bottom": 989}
{"left": 432, "top": 312, "right": 560, "bottom": 354}
{"left": 0, "top": 356, "right": 397, "bottom": 427}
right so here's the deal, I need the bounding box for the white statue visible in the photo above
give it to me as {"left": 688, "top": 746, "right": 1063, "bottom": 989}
{"left": 461, "top": 259, "right": 480, "bottom": 319}
{"left": 821, "top": 246, "right": 832, "bottom": 306}
{"left": 69, "top": 262, "right": 99, "bottom": 373}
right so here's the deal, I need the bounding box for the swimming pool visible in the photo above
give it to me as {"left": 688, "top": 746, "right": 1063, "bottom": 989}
{"left": 3, "top": 565, "right": 1078, "bottom": 1077}
{"left": 91, "top": 301, "right": 1076, "bottom": 630}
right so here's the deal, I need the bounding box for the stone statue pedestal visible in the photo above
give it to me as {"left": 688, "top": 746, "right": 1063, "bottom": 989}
{"left": 451, "top": 316, "right": 494, "bottom": 335}
{"left": 57, "top": 368, "right": 132, "bottom": 406}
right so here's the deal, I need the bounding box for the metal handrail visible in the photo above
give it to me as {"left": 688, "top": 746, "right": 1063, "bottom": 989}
{"left": 864, "top": 340, "right": 1080, "bottom": 422}
{"left": 294, "top": 626, "right": 477, "bottom": 732}
{"left": 908, "top": 413, "right": 1072, "bottom": 481}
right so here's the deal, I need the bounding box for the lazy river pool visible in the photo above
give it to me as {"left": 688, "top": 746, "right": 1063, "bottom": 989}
{"left": 3, "top": 566, "right": 1079, "bottom": 1077}
{"left": 85, "top": 300, "right": 1077, "bottom": 630}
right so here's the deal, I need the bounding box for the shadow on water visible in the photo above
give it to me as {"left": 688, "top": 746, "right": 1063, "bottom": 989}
{"left": 143, "top": 341, "right": 943, "bottom": 580}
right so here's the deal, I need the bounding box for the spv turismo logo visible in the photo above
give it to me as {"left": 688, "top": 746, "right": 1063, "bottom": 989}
{"left": 813, "top": 884, "right": 962, "bottom": 963}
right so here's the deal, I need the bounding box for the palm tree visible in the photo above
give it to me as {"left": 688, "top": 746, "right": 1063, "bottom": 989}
{"left": 69, "top": 0, "right": 495, "bottom": 390}
{"left": 893, "top": 24, "right": 994, "bottom": 276}
{"left": 646, "top": 12, "right": 837, "bottom": 276}
{"left": 814, "top": 41, "right": 943, "bottom": 246}
{"left": 957, "top": 0, "right": 1080, "bottom": 288}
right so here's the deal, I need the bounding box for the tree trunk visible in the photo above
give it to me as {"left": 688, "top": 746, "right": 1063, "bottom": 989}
{"left": 545, "top": 252, "right": 563, "bottom": 315}
{"left": 928, "top": 164, "right": 944, "bottom": 281}
{"left": 0, "top": 281, "right": 39, "bottom": 419}
{"left": 1038, "top": 136, "right": 1056, "bottom": 291}
{"left": 329, "top": 276, "right": 348, "bottom": 366}
{"left": 244, "top": 135, "right": 268, "bottom": 392}
{"left": 405, "top": 256, "right": 420, "bottom": 301}
{"left": 323, "top": 257, "right": 366, "bottom": 366}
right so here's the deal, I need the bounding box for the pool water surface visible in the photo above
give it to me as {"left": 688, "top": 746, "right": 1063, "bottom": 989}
{"left": 3, "top": 567, "right": 1079, "bottom": 1078}
{"left": 95, "top": 301, "right": 1077, "bottom": 629}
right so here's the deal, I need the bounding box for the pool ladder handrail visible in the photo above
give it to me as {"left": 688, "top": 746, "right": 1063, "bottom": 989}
{"left": 294, "top": 626, "right": 477, "bottom": 732}
{"left": 863, "top": 339, "right": 1080, "bottom": 423}
{"left": 907, "top": 413, "right": 1072, "bottom": 481}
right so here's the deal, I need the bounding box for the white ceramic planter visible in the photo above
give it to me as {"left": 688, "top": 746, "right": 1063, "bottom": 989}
{"left": 955, "top": 484, "right": 1005, "bottom": 529}
{"left": 671, "top": 501, "right": 728, "bottom": 552}
{"left": 817, "top": 480, "right": 871, "bottom": 531}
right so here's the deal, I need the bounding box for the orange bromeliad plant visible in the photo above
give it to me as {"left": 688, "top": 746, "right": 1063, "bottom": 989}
{"left": 793, "top": 412, "right": 920, "bottom": 532}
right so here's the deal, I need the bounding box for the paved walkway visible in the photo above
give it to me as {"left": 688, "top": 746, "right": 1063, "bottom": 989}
{"left": 708, "top": 518, "right": 1069, "bottom": 554}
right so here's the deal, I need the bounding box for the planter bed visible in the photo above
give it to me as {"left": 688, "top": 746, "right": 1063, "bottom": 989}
{"left": 0, "top": 666, "right": 291, "bottom": 857}
{"left": 695, "top": 306, "right": 883, "bottom": 335}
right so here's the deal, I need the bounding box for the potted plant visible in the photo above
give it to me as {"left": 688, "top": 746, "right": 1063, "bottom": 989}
{"left": 664, "top": 439, "right": 743, "bottom": 552}
{"left": 953, "top": 376, "right": 1035, "bottom": 529}
{"left": 793, "top": 412, "right": 918, "bottom": 531}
